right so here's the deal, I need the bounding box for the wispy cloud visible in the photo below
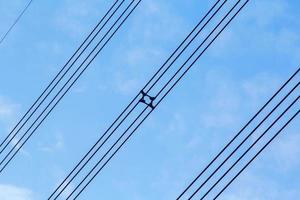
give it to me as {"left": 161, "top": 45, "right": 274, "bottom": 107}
{"left": 0, "top": 184, "right": 34, "bottom": 200}
{"left": 0, "top": 97, "right": 18, "bottom": 121}
{"left": 221, "top": 170, "right": 300, "bottom": 200}
{"left": 0, "top": 97, "right": 20, "bottom": 135}
{"left": 38, "top": 132, "right": 64, "bottom": 153}
{"left": 267, "top": 130, "right": 300, "bottom": 171}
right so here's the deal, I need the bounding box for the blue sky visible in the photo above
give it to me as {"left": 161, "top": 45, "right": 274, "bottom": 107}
{"left": 0, "top": 0, "right": 299, "bottom": 199}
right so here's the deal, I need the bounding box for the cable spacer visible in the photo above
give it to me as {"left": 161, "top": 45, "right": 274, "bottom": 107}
{"left": 139, "top": 90, "right": 156, "bottom": 109}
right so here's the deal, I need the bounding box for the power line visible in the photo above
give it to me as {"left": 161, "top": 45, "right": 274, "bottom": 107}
{"left": 184, "top": 79, "right": 299, "bottom": 199}
{"left": 50, "top": 0, "right": 248, "bottom": 198}
{"left": 0, "top": 0, "right": 125, "bottom": 167}
{"left": 176, "top": 66, "right": 300, "bottom": 199}
{"left": 0, "top": 0, "right": 34, "bottom": 45}
{"left": 0, "top": 0, "right": 122, "bottom": 155}
{"left": 199, "top": 96, "right": 299, "bottom": 200}
{"left": 213, "top": 110, "right": 299, "bottom": 200}
{"left": 0, "top": 0, "right": 140, "bottom": 173}
{"left": 48, "top": 0, "right": 226, "bottom": 198}
{"left": 49, "top": 0, "right": 228, "bottom": 198}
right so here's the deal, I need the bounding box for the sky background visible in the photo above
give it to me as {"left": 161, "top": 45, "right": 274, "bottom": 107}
{"left": 0, "top": 0, "right": 299, "bottom": 199}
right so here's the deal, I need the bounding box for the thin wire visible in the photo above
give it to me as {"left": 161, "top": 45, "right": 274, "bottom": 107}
{"left": 199, "top": 96, "right": 299, "bottom": 200}
{"left": 145, "top": 0, "right": 227, "bottom": 93}
{"left": 50, "top": 100, "right": 141, "bottom": 199}
{"left": 188, "top": 82, "right": 299, "bottom": 199}
{"left": 156, "top": 0, "right": 249, "bottom": 108}
{"left": 49, "top": 0, "right": 225, "bottom": 197}
{"left": 67, "top": 106, "right": 149, "bottom": 199}
{"left": 0, "top": 0, "right": 123, "bottom": 155}
{"left": 0, "top": 0, "right": 140, "bottom": 174}
{"left": 63, "top": 1, "right": 248, "bottom": 198}
{"left": 0, "top": 0, "right": 34, "bottom": 45}
{"left": 213, "top": 110, "right": 300, "bottom": 200}
{"left": 177, "top": 66, "right": 300, "bottom": 199}
{"left": 155, "top": 0, "right": 241, "bottom": 99}
{"left": 74, "top": 108, "right": 154, "bottom": 200}
{"left": 0, "top": 0, "right": 128, "bottom": 167}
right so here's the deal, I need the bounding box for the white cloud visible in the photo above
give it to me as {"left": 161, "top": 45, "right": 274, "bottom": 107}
{"left": 38, "top": 133, "right": 64, "bottom": 153}
{"left": 221, "top": 170, "right": 300, "bottom": 200}
{"left": 0, "top": 184, "right": 33, "bottom": 200}
{"left": 242, "top": 73, "right": 280, "bottom": 106}
{"left": 113, "top": 72, "right": 140, "bottom": 96}
{"left": 0, "top": 98, "right": 18, "bottom": 121}
{"left": 267, "top": 130, "right": 300, "bottom": 171}
{"left": 165, "top": 113, "right": 186, "bottom": 136}
{"left": 208, "top": 0, "right": 300, "bottom": 64}
{"left": 199, "top": 70, "right": 241, "bottom": 128}
{"left": 54, "top": 0, "right": 99, "bottom": 38}
{"left": 0, "top": 98, "right": 19, "bottom": 133}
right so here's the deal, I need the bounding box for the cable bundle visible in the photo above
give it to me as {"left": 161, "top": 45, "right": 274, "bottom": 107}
{"left": 0, "top": 0, "right": 141, "bottom": 173}
{"left": 177, "top": 67, "right": 299, "bottom": 199}
{"left": 48, "top": 0, "right": 249, "bottom": 199}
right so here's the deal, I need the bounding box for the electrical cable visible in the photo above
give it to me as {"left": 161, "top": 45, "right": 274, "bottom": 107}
{"left": 0, "top": 0, "right": 123, "bottom": 155}
{"left": 48, "top": 0, "right": 228, "bottom": 198}
{"left": 213, "top": 110, "right": 299, "bottom": 200}
{"left": 0, "top": 0, "right": 140, "bottom": 173}
{"left": 51, "top": 0, "right": 249, "bottom": 198}
{"left": 187, "top": 81, "right": 299, "bottom": 199}
{"left": 0, "top": 0, "right": 34, "bottom": 45}
{"left": 198, "top": 96, "right": 299, "bottom": 200}
{"left": 176, "top": 66, "right": 300, "bottom": 199}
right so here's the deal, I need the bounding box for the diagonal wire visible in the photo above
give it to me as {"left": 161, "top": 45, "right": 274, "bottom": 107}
{"left": 0, "top": 0, "right": 127, "bottom": 167}
{"left": 0, "top": 0, "right": 123, "bottom": 155}
{"left": 213, "top": 110, "right": 300, "bottom": 200}
{"left": 155, "top": 0, "right": 242, "bottom": 99}
{"left": 156, "top": 0, "right": 249, "bottom": 108}
{"left": 49, "top": 0, "right": 226, "bottom": 198}
{"left": 0, "top": 0, "right": 139, "bottom": 174}
{"left": 198, "top": 96, "right": 299, "bottom": 200}
{"left": 187, "top": 81, "right": 299, "bottom": 199}
{"left": 177, "top": 66, "right": 299, "bottom": 199}
{"left": 0, "top": 0, "right": 34, "bottom": 45}
{"left": 144, "top": 0, "right": 228, "bottom": 93}
{"left": 59, "top": 1, "right": 249, "bottom": 198}
{"left": 66, "top": 106, "right": 149, "bottom": 199}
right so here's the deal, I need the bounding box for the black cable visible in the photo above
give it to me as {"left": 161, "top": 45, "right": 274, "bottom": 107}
{"left": 0, "top": 0, "right": 140, "bottom": 174}
{"left": 0, "top": 0, "right": 127, "bottom": 168}
{"left": 50, "top": 99, "right": 141, "bottom": 199}
{"left": 213, "top": 110, "right": 300, "bottom": 200}
{"left": 0, "top": 0, "right": 123, "bottom": 155}
{"left": 155, "top": 0, "right": 242, "bottom": 99}
{"left": 67, "top": 106, "right": 149, "bottom": 199}
{"left": 176, "top": 66, "right": 300, "bottom": 199}
{"left": 49, "top": 0, "right": 226, "bottom": 198}
{"left": 144, "top": 0, "right": 227, "bottom": 93}
{"left": 56, "top": 1, "right": 249, "bottom": 198}
{"left": 187, "top": 81, "right": 299, "bottom": 199}
{"left": 199, "top": 96, "right": 299, "bottom": 200}
{"left": 0, "top": 0, "right": 34, "bottom": 45}
{"left": 156, "top": 0, "right": 249, "bottom": 108}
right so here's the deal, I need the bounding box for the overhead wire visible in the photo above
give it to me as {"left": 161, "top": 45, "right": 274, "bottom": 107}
{"left": 198, "top": 95, "right": 299, "bottom": 200}
{"left": 0, "top": 0, "right": 126, "bottom": 169}
{"left": 213, "top": 109, "right": 299, "bottom": 200}
{"left": 186, "top": 80, "right": 299, "bottom": 199}
{"left": 0, "top": 0, "right": 122, "bottom": 155}
{"left": 0, "top": 0, "right": 34, "bottom": 45}
{"left": 50, "top": 0, "right": 250, "bottom": 198}
{"left": 0, "top": 0, "right": 140, "bottom": 173}
{"left": 176, "top": 66, "right": 300, "bottom": 199}
{"left": 48, "top": 0, "right": 226, "bottom": 198}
